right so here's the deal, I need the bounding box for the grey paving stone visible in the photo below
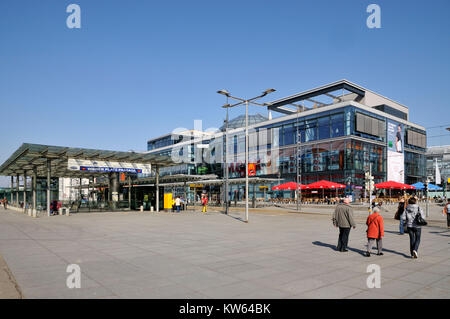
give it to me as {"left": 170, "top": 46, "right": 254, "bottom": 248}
{"left": 1, "top": 207, "right": 449, "bottom": 299}
{"left": 300, "top": 284, "right": 363, "bottom": 299}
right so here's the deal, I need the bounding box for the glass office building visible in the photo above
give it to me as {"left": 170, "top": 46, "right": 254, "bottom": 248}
{"left": 145, "top": 80, "right": 427, "bottom": 199}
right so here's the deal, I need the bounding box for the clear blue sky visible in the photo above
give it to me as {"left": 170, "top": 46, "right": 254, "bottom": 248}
{"left": 0, "top": 0, "right": 449, "bottom": 185}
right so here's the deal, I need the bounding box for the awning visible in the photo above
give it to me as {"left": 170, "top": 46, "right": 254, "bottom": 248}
{"left": 0, "top": 143, "right": 176, "bottom": 178}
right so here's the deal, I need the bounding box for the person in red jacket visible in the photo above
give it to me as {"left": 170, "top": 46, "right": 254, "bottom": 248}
{"left": 365, "top": 206, "right": 384, "bottom": 257}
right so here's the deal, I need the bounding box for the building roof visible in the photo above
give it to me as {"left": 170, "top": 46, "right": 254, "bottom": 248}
{"left": 426, "top": 145, "right": 450, "bottom": 156}
{"left": 267, "top": 79, "right": 409, "bottom": 118}
{"left": 0, "top": 143, "right": 176, "bottom": 178}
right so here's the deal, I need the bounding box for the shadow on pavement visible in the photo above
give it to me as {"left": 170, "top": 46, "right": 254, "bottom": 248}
{"left": 220, "top": 211, "right": 246, "bottom": 223}
{"left": 312, "top": 241, "right": 366, "bottom": 256}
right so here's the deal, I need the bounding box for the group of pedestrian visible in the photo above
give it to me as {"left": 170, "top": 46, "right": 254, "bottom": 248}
{"left": 171, "top": 196, "right": 184, "bottom": 213}
{"left": 332, "top": 196, "right": 428, "bottom": 259}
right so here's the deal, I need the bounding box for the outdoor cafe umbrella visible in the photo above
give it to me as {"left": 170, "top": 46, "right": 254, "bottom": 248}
{"left": 375, "top": 181, "right": 415, "bottom": 190}
{"left": 272, "top": 182, "right": 306, "bottom": 201}
{"left": 375, "top": 180, "right": 415, "bottom": 199}
{"left": 305, "top": 180, "right": 346, "bottom": 199}
{"left": 271, "top": 182, "right": 306, "bottom": 190}
{"left": 411, "top": 182, "right": 442, "bottom": 191}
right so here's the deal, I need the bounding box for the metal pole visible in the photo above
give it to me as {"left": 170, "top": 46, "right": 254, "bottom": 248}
{"left": 156, "top": 166, "right": 159, "bottom": 212}
{"left": 224, "top": 104, "right": 229, "bottom": 215}
{"left": 23, "top": 172, "right": 27, "bottom": 213}
{"left": 32, "top": 169, "right": 37, "bottom": 217}
{"left": 245, "top": 100, "right": 249, "bottom": 223}
{"left": 369, "top": 162, "right": 372, "bottom": 212}
{"left": 10, "top": 176, "right": 13, "bottom": 206}
{"left": 296, "top": 122, "right": 299, "bottom": 212}
{"left": 16, "top": 174, "right": 19, "bottom": 207}
{"left": 128, "top": 175, "right": 132, "bottom": 210}
{"left": 425, "top": 180, "right": 429, "bottom": 217}
{"left": 47, "top": 159, "right": 51, "bottom": 217}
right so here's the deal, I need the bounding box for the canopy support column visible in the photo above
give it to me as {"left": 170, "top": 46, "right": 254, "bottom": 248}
{"left": 155, "top": 166, "right": 159, "bottom": 212}
{"left": 184, "top": 181, "right": 187, "bottom": 211}
{"left": 47, "top": 159, "right": 51, "bottom": 217}
{"left": 128, "top": 175, "right": 131, "bottom": 210}
{"left": 32, "top": 169, "right": 37, "bottom": 217}
{"left": 10, "top": 176, "right": 13, "bottom": 206}
{"left": 23, "top": 172, "right": 27, "bottom": 213}
{"left": 16, "top": 174, "right": 19, "bottom": 207}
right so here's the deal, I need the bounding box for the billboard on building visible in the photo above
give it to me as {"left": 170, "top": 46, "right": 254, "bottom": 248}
{"left": 387, "top": 120, "right": 404, "bottom": 183}
{"left": 68, "top": 159, "right": 152, "bottom": 174}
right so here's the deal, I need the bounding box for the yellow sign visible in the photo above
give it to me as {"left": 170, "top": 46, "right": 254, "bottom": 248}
{"left": 189, "top": 184, "right": 203, "bottom": 188}
{"left": 164, "top": 193, "right": 173, "bottom": 210}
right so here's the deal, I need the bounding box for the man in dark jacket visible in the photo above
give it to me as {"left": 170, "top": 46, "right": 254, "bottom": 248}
{"left": 332, "top": 198, "right": 356, "bottom": 252}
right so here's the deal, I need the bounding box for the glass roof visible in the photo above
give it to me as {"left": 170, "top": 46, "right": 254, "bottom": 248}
{"left": 220, "top": 114, "right": 268, "bottom": 131}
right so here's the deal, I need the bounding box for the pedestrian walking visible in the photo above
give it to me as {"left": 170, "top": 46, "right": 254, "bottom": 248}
{"left": 402, "top": 197, "right": 426, "bottom": 258}
{"left": 201, "top": 194, "right": 208, "bottom": 213}
{"left": 175, "top": 196, "right": 181, "bottom": 213}
{"left": 365, "top": 207, "right": 384, "bottom": 257}
{"left": 395, "top": 198, "right": 406, "bottom": 235}
{"left": 332, "top": 197, "right": 356, "bottom": 252}
{"left": 443, "top": 198, "right": 450, "bottom": 228}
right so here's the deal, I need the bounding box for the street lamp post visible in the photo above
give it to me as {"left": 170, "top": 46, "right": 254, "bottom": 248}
{"left": 217, "top": 88, "right": 276, "bottom": 223}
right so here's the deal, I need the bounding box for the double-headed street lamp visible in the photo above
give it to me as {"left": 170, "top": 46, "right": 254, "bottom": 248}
{"left": 217, "top": 88, "right": 276, "bottom": 223}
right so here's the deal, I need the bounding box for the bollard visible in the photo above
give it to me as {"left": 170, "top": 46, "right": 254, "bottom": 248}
{"left": 140, "top": 205, "right": 144, "bottom": 212}
{"left": 150, "top": 206, "right": 154, "bottom": 212}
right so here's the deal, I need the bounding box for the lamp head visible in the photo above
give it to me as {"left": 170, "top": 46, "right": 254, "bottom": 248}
{"left": 217, "top": 89, "right": 230, "bottom": 97}
{"left": 262, "top": 88, "right": 276, "bottom": 96}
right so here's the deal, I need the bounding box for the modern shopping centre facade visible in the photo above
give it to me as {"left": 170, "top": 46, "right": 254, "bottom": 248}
{"left": 145, "top": 80, "right": 427, "bottom": 201}
{"left": 0, "top": 80, "right": 428, "bottom": 210}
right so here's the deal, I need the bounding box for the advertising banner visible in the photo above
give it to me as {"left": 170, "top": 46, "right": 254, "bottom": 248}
{"left": 68, "top": 158, "right": 152, "bottom": 174}
{"left": 387, "top": 120, "right": 404, "bottom": 183}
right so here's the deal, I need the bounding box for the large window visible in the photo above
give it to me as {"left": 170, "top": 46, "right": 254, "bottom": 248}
{"left": 406, "top": 129, "right": 426, "bottom": 148}
{"left": 282, "top": 124, "right": 295, "bottom": 146}
{"left": 318, "top": 117, "right": 330, "bottom": 140}
{"left": 305, "top": 120, "right": 317, "bottom": 142}
{"left": 331, "top": 113, "right": 344, "bottom": 138}
{"left": 355, "top": 112, "right": 384, "bottom": 137}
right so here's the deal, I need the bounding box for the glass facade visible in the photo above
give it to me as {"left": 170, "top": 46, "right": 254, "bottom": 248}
{"left": 146, "top": 104, "right": 426, "bottom": 199}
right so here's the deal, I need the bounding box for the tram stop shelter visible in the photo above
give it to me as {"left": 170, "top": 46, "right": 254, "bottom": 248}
{"left": 0, "top": 143, "right": 176, "bottom": 216}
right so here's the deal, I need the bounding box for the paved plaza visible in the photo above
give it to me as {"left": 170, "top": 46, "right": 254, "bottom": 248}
{"left": 0, "top": 205, "right": 448, "bottom": 299}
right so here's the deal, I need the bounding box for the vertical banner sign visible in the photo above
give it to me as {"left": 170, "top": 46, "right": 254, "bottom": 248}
{"left": 387, "top": 120, "right": 404, "bottom": 183}
{"left": 248, "top": 163, "right": 256, "bottom": 176}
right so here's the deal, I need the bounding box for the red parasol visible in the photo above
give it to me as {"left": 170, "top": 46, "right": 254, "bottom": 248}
{"left": 374, "top": 181, "right": 415, "bottom": 190}
{"left": 272, "top": 182, "right": 306, "bottom": 190}
{"left": 305, "top": 180, "right": 346, "bottom": 189}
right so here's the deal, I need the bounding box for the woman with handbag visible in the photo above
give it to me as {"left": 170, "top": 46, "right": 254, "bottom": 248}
{"left": 403, "top": 197, "right": 426, "bottom": 258}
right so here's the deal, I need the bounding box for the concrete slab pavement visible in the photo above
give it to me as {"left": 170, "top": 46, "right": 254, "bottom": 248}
{"left": 0, "top": 207, "right": 448, "bottom": 299}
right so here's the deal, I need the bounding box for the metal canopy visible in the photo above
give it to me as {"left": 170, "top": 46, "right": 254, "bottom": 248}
{"left": 267, "top": 79, "right": 366, "bottom": 114}
{"left": 0, "top": 143, "right": 176, "bottom": 178}
{"left": 121, "top": 174, "right": 218, "bottom": 185}
{"left": 141, "top": 177, "right": 280, "bottom": 188}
